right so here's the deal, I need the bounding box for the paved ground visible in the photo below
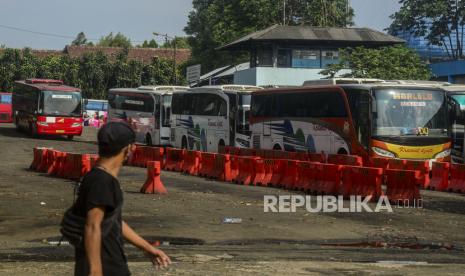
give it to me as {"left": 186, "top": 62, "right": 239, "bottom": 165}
{"left": 1, "top": 123, "right": 465, "bottom": 275}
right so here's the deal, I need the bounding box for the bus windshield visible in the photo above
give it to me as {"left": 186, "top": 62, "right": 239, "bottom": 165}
{"left": 237, "top": 94, "right": 251, "bottom": 134}
{"left": 373, "top": 89, "right": 448, "bottom": 137}
{"left": 40, "top": 91, "right": 82, "bottom": 116}
{"left": 0, "top": 94, "right": 12, "bottom": 104}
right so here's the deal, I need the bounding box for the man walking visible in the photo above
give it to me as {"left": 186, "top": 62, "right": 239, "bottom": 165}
{"left": 73, "top": 122, "right": 171, "bottom": 275}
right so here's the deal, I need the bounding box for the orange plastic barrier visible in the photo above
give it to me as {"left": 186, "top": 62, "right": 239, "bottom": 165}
{"left": 140, "top": 161, "right": 167, "bottom": 194}
{"left": 256, "top": 149, "right": 275, "bottom": 159}
{"left": 449, "top": 163, "right": 465, "bottom": 193}
{"left": 387, "top": 158, "right": 406, "bottom": 170}
{"left": 280, "top": 160, "right": 299, "bottom": 189}
{"left": 370, "top": 157, "right": 390, "bottom": 170}
{"left": 68, "top": 154, "right": 92, "bottom": 180}
{"left": 198, "top": 152, "right": 216, "bottom": 177}
{"left": 30, "top": 147, "right": 47, "bottom": 171}
{"left": 129, "top": 145, "right": 150, "bottom": 167}
{"left": 36, "top": 148, "right": 53, "bottom": 172}
{"left": 211, "top": 154, "right": 233, "bottom": 181}
{"left": 295, "top": 161, "right": 316, "bottom": 191}
{"left": 218, "top": 145, "right": 226, "bottom": 154}
{"left": 429, "top": 162, "right": 449, "bottom": 191}
{"left": 148, "top": 147, "right": 165, "bottom": 169}
{"left": 385, "top": 169, "right": 421, "bottom": 204}
{"left": 404, "top": 160, "right": 430, "bottom": 189}
{"left": 233, "top": 156, "right": 259, "bottom": 185}
{"left": 229, "top": 155, "right": 240, "bottom": 182}
{"left": 341, "top": 166, "right": 383, "bottom": 200}
{"left": 182, "top": 150, "right": 201, "bottom": 175}
{"left": 52, "top": 151, "right": 67, "bottom": 177}
{"left": 253, "top": 158, "right": 281, "bottom": 186}
{"left": 238, "top": 148, "right": 256, "bottom": 156}
{"left": 274, "top": 150, "right": 295, "bottom": 160}
{"left": 47, "top": 150, "right": 63, "bottom": 176}
{"left": 89, "top": 154, "right": 99, "bottom": 168}
{"left": 313, "top": 163, "right": 342, "bottom": 195}
{"left": 164, "top": 148, "right": 185, "bottom": 172}
{"left": 308, "top": 153, "right": 326, "bottom": 163}
{"left": 327, "top": 154, "right": 363, "bottom": 166}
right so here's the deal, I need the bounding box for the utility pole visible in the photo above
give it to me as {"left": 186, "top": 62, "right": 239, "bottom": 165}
{"left": 153, "top": 32, "right": 177, "bottom": 84}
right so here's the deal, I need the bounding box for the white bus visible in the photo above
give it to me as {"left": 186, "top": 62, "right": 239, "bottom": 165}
{"left": 108, "top": 85, "right": 188, "bottom": 146}
{"left": 170, "top": 85, "right": 262, "bottom": 152}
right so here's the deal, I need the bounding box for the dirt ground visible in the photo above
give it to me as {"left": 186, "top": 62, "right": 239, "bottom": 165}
{"left": 1, "top": 123, "right": 465, "bottom": 275}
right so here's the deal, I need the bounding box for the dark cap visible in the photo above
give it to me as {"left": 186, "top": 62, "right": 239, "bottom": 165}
{"left": 97, "top": 122, "right": 135, "bottom": 155}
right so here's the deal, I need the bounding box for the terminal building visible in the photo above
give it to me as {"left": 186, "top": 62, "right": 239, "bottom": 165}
{"left": 198, "top": 25, "right": 404, "bottom": 87}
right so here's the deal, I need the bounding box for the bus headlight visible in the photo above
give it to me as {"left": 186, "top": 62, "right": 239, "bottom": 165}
{"left": 37, "top": 122, "right": 48, "bottom": 126}
{"left": 434, "top": 149, "right": 451, "bottom": 159}
{"left": 372, "top": 147, "right": 396, "bottom": 158}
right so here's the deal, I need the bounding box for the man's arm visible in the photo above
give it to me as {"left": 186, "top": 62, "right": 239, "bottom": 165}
{"left": 85, "top": 207, "right": 105, "bottom": 276}
{"left": 122, "top": 221, "right": 171, "bottom": 268}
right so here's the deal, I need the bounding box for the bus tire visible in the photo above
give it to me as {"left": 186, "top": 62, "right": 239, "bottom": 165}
{"left": 337, "top": 148, "right": 348, "bottom": 155}
{"left": 273, "top": 144, "right": 282, "bottom": 151}
{"left": 67, "top": 135, "right": 74, "bottom": 141}
{"left": 146, "top": 134, "right": 153, "bottom": 147}
{"left": 15, "top": 117, "right": 21, "bottom": 131}
{"left": 181, "top": 136, "right": 188, "bottom": 149}
{"left": 29, "top": 123, "right": 37, "bottom": 137}
{"left": 218, "top": 139, "right": 225, "bottom": 148}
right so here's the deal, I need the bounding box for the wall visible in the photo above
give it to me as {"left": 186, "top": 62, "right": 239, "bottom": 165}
{"left": 234, "top": 67, "right": 351, "bottom": 86}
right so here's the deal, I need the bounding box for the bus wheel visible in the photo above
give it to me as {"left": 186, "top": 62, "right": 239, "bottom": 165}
{"left": 146, "top": 134, "right": 153, "bottom": 147}
{"left": 337, "top": 148, "right": 348, "bottom": 155}
{"left": 67, "top": 135, "right": 74, "bottom": 141}
{"left": 273, "top": 144, "right": 282, "bottom": 151}
{"left": 218, "top": 139, "right": 225, "bottom": 148}
{"left": 181, "top": 136, "right": 188, "bottom": 149}
{"left": 29, "top": 123, "right": 37, "bottom": 137}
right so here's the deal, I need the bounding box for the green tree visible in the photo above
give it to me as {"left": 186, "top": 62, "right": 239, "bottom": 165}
{"left": 185, "top": 0, "right": 354, "bottom": 72}
{"left": 71, "top": 32, "right": 94, "bottom": 46}
{"left": 138, "top": 39, "right": 159, "bottom": 48}
{"left": 319, "top": 45, "right": 431, "bottom": 80}
{"left": 97, "top": 32, "right": 132, "bottom": 48}
{"left": 161, "top": 37, "right": 190, "bottom": 49}
{"left": 389, "top": 0, "right": 465, "bottom": 59}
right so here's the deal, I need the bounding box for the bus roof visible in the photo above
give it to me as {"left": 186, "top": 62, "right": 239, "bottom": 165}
{"left": 303, "top": 78, "right": 385, "bottom": 86}
{"left": 137, "top": 85, "right": 189, "bottom": 92}
{"left": 439, "top": 84, "right": 465, "bottom": 93}
{"left": 189, "top": 85, "right": 263, "bottom": 94}
{"left": 0, "top": 92, "right": 11, "bottom": 95}
{"left": 110, "top": 86, "right": 187, "bottom": 95}
{"left": 15, "top": 79, "right": 80, "bottom": 92}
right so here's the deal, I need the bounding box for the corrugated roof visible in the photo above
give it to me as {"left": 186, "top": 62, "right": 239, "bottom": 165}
{"left": 218, "top": 25, "right": 404, "bottom": 50}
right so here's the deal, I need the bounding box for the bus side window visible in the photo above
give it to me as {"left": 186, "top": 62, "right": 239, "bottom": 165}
{"left": 153, "top": 95, "right": 161, "bottom": 128}
{"left": 345, "top": 89, "right": 370, "bottom": 149}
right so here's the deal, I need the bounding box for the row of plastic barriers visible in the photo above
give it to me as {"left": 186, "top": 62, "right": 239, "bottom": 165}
{"left": 127, "top": 145, "right": 450, "bottom": 203}
{"left": 30, "top": 147, "right": 98, "bottom": 180}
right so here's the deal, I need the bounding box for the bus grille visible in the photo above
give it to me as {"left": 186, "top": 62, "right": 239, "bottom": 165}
{"left": 0, "top": 113, "right": 9, "bottom": 121}
{"left": 253, "top": 135, "right": 261, "bottom": 149}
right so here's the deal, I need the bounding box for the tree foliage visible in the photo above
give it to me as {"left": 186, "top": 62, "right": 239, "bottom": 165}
{"left": 389, "top": 0, "right": 465, "bottom": 59}
{"left": 319, "top": 45, "right": 431, "bottom": 80}
{"left": 0, "top": 48, "right": 184, "bottom": 99}
{"left": 97, "top": 32, "right": 132, "bottom": 48}
{"left": 71, "top": 32, "right": 94, "bottom": 46}
{"left": 138, "top": 39, "right": 159, "bottom": 48}
{"left": 185, "top": 0, "right": 354, "bottom": 71}
{"left": 161, "top": 37, "right": 190, "bottom": 49}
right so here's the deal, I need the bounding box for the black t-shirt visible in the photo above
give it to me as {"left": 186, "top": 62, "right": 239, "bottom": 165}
{"left": 73, "top": 168, "right": 130, "bottom": 276}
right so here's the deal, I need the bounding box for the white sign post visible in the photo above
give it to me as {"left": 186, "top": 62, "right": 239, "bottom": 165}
{"left": 186, "top": 64, "right": 201, "bottom": 85}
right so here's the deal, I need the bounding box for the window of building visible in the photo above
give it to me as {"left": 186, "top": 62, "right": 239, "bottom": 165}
{"left": 256, "top": 47, "right": 273, "bottom": 67}
{"left": 292, "top": 49, "right": 320, "bottom": 68}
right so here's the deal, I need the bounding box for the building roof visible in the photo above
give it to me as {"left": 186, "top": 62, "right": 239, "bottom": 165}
{"left": 218, "top": 25, "right": 405, "bottom": 50}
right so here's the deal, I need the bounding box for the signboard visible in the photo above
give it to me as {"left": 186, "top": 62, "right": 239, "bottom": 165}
{"left": 186, "top": 64, "right": 201, "bottom": 83}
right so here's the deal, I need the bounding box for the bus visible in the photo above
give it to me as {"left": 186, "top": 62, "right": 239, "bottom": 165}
{"left": 250, "top": 84, "right": 456, "bottom": 162}
{"left": 442, "top": 85, "right": 465, "bottom": 163}
{"left": 12, "top": 79, "right": 83, "bottom": 139}
{"left": 0, "top": 92, "right": 13, "bottom": 123}
{"left": 303, "top": 78, "right": 385, "bottom": 86}
{"left": 170, "top": 85, "right": 262, "bottom": 152}
{"left": 107, "top": 86, "right": 188, "bottom": 146}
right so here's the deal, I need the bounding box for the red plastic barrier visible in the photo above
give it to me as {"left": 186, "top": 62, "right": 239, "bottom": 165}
{"left": 211, "top": 154, "right": 233, "bottom": 181}
{"left": 327, "top": 154, "right": 363, "bottom": 166}
{"left": 148, "top": 147, "right": 165, "bottom": 169}
{"left": 295, "top": 161, "right": 316, "bottom": 191}
{"left": 280, "top": 160, "right": 299, "bottom": 189}
{"left": 52, "top": 151, "right": 67, "bottom": 176}
{"left": 30, "top": 147, "right": 47, "bottom": 171}
{"left": 387, "top": 158, "right": 407, "bottom": 170}
{"left": 57, "top": 152, "right": 71, "bottom": 178}
{"left": 229, "top": 155, "right": 240, "bottom": 182}
{"left": 129, "top": 145, "right": 149, "bottom": 167}
{"left": 89, "top": 154, "right": 99, "bottom": 168}
{"left": 253, "top": 158, "right": 281, "bottom": 186}
{"left": 165, "top": 148, "right": 185, "bottom": 172}
{"left": 233, "top": 156, "right": 259, "bottom": 185}
{"left": 314, "top": 163, "right": 342, "bottom": 195}
{"left": 404, "top": 160, "right": 430, "bottom": 189}
{"left": 293, "top": 152, "right": 309, "bottom": 161}
{"left": 238, "top": 148, "right": 257, "bottom": 157}
{"left": 449, "top": 163, "right": 465, "bottom": 193}
{"left": 341, "top": 166, "right": 383, "bottom": 200}
{"left": 430, "top": 162, "right": 449, "bottom": 191}
{"left": 140, "top": 161, "right": 167, "bottom": 194}
{"left": 182, "top": 150, "right": 201, "bottom": 175}
{"left": 385, "top": 169, "right": 421, "bottom": 204}
{"left": 308, "top": 153, "right": 326, "bottom": 163}
{"left": 69, "top": 154, "right": 92, "bottom": 180}
{"left": 198, "top": 152, "right": 216, "bottom": 177}
{"left": 47, "top": 150, "right": 63, "bottom": 176}
{"left": 256, "top": 149, "right": 275, "bottom": 159}
{"left": 36, "top": 148, "right": 53, "bottom": 173}
{"left": 370, "top": 157, "right": 390, "bottom": 170}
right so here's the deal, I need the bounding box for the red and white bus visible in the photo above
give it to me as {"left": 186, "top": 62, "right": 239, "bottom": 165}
{"left": 250, "top": 84, "right": 455, "bottom": 162}
{"left": 12, "top": 79, "right": 83, "bottom": 139}
{"left": 0, "top": 92, "right": 13, "bottom": 123}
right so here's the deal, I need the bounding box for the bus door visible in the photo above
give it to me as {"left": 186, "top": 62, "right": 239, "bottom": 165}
{"left": 226, "top": 93, "right": 237, "bottom": 146}
{"left": 449, "top": 94, "right": 465, "bottom": 163}
{"left": 152, "top": 94, "right": 161, "bottom": 145}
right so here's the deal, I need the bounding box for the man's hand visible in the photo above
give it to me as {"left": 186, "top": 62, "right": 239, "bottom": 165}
{"left": 146, "top": 247, "right": 171, "bottom": 269}
{"left": 122, "top": 221, "right": 172, "bottom": 269}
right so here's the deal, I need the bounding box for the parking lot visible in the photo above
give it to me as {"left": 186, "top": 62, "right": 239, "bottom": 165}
{"left": 1, "top": 123, "right": 465, "bottom": 275}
